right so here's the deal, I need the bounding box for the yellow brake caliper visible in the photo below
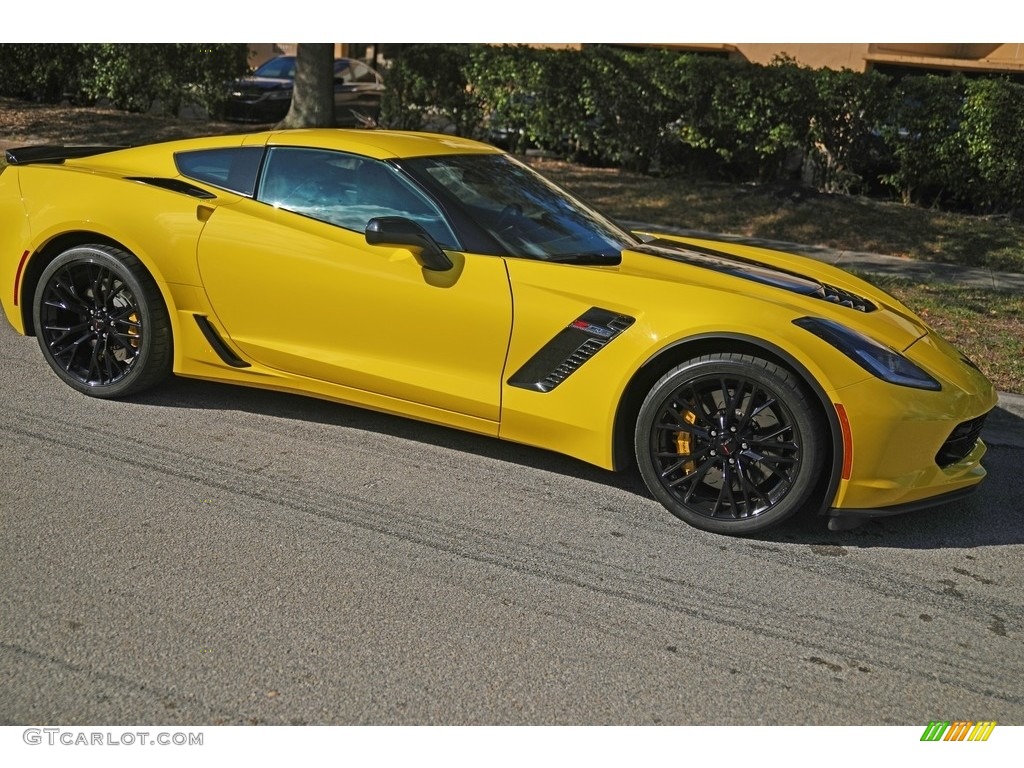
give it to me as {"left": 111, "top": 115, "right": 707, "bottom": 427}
{"left": 675, "top": 410, "right": 697, "bottom": 474}
{"left": 113, "top": 311, "right": 141, "bottom": 364}
{"left": 127, "top": 312, "right": 140, "bottom": 349}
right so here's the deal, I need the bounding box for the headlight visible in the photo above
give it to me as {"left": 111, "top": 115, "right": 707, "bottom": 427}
{"left": 793, "top": 317, "right": 941, "bottom": 391}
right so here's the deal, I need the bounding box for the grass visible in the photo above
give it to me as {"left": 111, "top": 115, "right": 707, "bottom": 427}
{"left": 857, "top": 279, "right": 1023, "bottom": 394}
{"left": 529, "top": 158, "right": 1024, "bottom": 274}
{"left": 529, "top": 158, "right": 1024, "bottom": 394}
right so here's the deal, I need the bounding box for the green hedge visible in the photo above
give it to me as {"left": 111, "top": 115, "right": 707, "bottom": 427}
{"left": 0, "top": 43, "right": 249, "bottom": 116}
{"left": 381, "top": 45, "right": 1024, "bottom": 214}
{"left": 6, "top": 44, "right": 1021, "bottom": 214}
{"left": 0, "top": 44, "right": 94, "bottom": 102}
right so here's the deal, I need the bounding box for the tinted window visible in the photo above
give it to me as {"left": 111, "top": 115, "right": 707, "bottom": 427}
{"left": 175, "top": 147, "right": 264, "bottom": 197}
{"left": 256, "top": 147, "right": 458, "bottom": 247}
{"left": 253, "top": 56, "right": 295, "bottom": 79}
{"left": 403, "top": 153, "right": 633, "bottom": 262}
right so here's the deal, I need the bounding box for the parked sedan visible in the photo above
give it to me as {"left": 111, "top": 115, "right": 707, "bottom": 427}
{"left": 223, "top": 56, "right": 384, "bottom": 126}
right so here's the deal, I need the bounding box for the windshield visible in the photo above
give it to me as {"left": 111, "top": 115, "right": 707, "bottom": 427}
{"left": 400, "top": 153, "right": 636, "bottom": 264}
{"left": 253, "top": 57, "right": 296, "bottom": 79}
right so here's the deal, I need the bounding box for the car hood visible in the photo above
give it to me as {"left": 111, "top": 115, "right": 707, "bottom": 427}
{"left": 229, "top": 77, "right": 293, "bottom": 93}
{"left": 619, "top": 232, "right": 932, "bottom": 350}
{"left": 634, "top": 237, "right": 872, "bottom": 307}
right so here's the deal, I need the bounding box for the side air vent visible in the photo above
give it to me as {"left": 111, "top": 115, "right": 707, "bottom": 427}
{"left": 935, "top": 413, "right": 988, "bottom": 468}
{"left": 127, "top": 177, "right": 217, "bottom": 200}
{"left": 508, "top": 308, "right": 635, "bottom": 393}
{"left": 535, "top": 337, "right": 607, "bottom": 391}
{"left": 607, "top": 315, "right": 635, "bottom": 333}
{"left": 194, "top": 315, "right": 250, "bottom": 368}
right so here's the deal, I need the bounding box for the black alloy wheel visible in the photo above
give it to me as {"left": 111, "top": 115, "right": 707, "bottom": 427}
{"left": 635, "top": 353, "right": 826, "bottom": 535}
{"left": 33, "top": 245, "right": 172, "bottom": 398}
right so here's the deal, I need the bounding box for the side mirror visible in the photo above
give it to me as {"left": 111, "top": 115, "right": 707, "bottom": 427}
{"left": 365, "top": 217, "right": 453, "bottom": 272}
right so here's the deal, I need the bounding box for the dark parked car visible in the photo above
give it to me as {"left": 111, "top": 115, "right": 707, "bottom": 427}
{"left": 223, "top": 55, "right": 384, "bottom": 126}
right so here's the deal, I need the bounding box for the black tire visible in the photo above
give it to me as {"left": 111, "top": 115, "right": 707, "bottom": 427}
{"left": 635, "top": 353, "right": 826, "bottom": 535}
{"left": 33, "top": 245, "right": 172, "bottom": 398}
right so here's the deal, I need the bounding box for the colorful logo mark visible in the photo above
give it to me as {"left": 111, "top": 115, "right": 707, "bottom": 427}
{"left": 920, "top": 721, "right": 997, "bottom": 742}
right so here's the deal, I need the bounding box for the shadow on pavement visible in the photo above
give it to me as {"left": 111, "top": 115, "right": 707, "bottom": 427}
{"left": 129, "top": 374, "right": 1024, "bottom": 550}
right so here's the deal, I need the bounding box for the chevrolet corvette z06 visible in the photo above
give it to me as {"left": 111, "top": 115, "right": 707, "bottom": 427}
{"left": 0, "top": 130, "right": 997, "bottom": 534}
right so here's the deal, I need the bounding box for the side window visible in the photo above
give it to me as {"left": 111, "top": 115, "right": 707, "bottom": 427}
{"left": 175, "top": 147, "right": 264, "bottom": 197}
{"left": 333, "top": 61, "right": 353, "bottom": 84}
{"left": 255, "top": 147, "right": 459, "bottom": 248}
{"left": 351, "top": 62, "right": 376, "bottom": 83}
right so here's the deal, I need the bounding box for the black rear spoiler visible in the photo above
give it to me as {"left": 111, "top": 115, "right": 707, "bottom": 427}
{"left": 4, "top": 145, "right": 128, "bottom": 166}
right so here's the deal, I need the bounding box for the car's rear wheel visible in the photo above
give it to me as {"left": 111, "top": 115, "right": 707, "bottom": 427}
{"left": 635, "top": 353, "right": 826, "bottom": 535}
{"left": 33, "top": 245, "right": 172, "bottom": 398}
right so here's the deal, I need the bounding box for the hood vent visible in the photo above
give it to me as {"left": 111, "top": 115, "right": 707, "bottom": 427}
{"left": 638, "top": 239, "right": 876, "bottom": 313}
{"left": 818, "top": 282, "right": 875, "bottom": 312}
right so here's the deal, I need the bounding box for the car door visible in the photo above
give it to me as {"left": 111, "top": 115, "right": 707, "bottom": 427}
{"left": 196, "top": 146, "right": 513, "bottom": 426}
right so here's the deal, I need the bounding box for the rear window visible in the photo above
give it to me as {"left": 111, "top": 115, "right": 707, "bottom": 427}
{"left": 175, "top": 147, "right": 264, "bottom": 197}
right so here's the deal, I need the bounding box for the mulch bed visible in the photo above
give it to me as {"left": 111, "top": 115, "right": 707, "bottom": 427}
{"left": 1, "top": 97, "right": 256, "bottom": 151}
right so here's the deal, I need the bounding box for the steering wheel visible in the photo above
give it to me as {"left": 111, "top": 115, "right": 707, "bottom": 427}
{"left": 495, "top": 203, "right": 524, "bottom": 235}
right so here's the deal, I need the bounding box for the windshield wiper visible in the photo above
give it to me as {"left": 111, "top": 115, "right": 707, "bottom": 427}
{"left": 540, "top": 252, "right": 622, "bottom": 266}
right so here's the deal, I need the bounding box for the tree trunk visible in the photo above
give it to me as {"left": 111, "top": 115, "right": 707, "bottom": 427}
{"left": 278, "top": 43, "right": 335, "bottom": 128}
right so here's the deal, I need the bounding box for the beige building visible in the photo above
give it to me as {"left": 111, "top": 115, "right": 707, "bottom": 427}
{"left": 248, "top": 43, "right": 1024, "bottom": 78}
{"left": 622, "top": 43, "right": 1024, "bottom": 76}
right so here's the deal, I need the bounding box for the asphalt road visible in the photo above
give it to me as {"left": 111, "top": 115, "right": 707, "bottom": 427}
{"left": 1, "top": 320, "right": 1022, "bottom": 726}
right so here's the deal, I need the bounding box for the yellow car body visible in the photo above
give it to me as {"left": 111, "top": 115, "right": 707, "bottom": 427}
{"left": 0, "top": 129, "right": 998, "bottom": 534}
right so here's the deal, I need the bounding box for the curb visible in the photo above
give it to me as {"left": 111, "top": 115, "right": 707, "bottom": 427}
{"left": 987, "top": 392, "right": 1024, "bottom": 450}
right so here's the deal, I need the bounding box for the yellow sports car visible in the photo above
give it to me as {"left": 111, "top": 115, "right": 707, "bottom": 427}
{"left": 0, "top": 130, "right": 997, "bottom": 534}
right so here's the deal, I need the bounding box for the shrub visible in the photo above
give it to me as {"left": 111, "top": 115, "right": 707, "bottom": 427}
{"left": 379, "top": 44, "right": 479, "bottom": 136}
{"left": 373, "top": 45, "right": 1024, "bottom": 214}
{"left": 807, "top": 67, "right": 895, "bottom": 194}
{"left": 878, "top": 74, "right": 968, "bottom": 207}
{"left": 0, "top": 44, "right": 95, "bottom": 102}
{"left": 81, "top": 44, "right": 249, "bottom": 115}
{"left": 0, "top": 43, "right": 249, "bottom": 115}
{"left": 959, "top": 78, "right": 1024, "bottom": 213}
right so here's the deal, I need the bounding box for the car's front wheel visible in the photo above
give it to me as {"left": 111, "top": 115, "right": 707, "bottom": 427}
{"left": 635, "top": 353, "right": 826, "bottom": 535}
{"left": 33, "top": 245, "right": 172, "bottom": 398}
